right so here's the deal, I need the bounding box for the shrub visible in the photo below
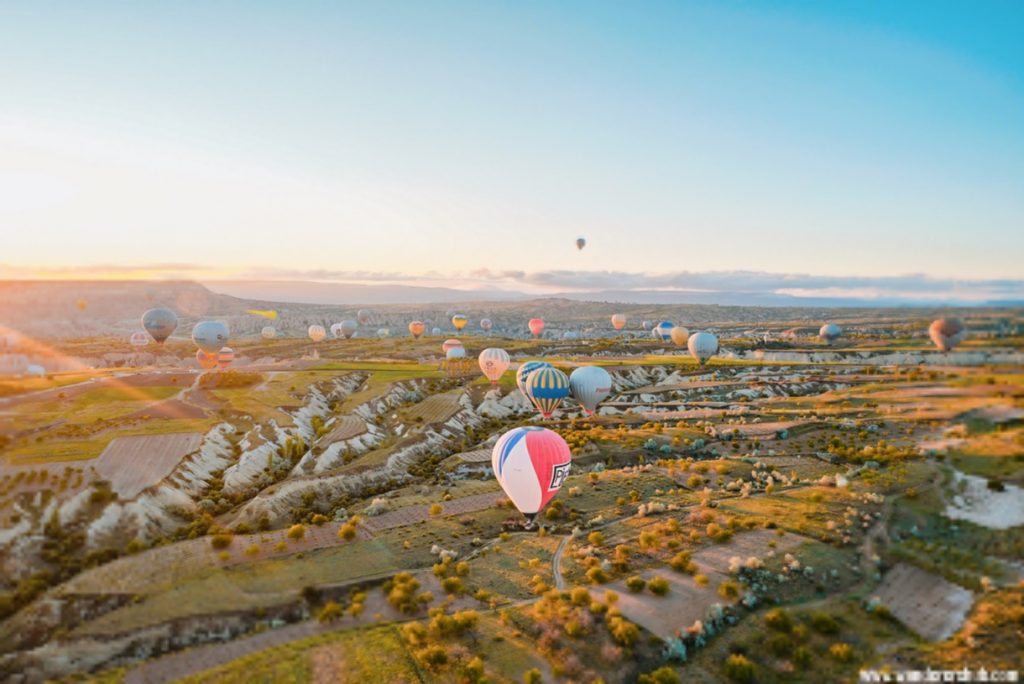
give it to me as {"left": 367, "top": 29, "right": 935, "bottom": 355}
{"left": 810, "top": 611, "right": 839, "bottom": 635}
{"left": 318, "top": 601, "right": 343, "bottom": 623}
{"left": 717, "top": 580, "right": 740, "bottom": 599}
{"left": 829, "top": 642, "right": 854, "bottom": 662}
{"left": 210, "top": 533, "right": 233, "bottom": 550}
{"left": 723, "top": 654, "right": 756, "bottom": 682}
{"left": 764, "top": 607, "right": 792, "bottom": 632}
{"left": 694, "top": 574, "right": 709, "bottom": 587}
{"left": 311, "top": 514, "right": 328, "bottom": 525}
{"left": 648, "top": 576, "right": 670, "bottom": 596}
{"left": 287, "top": 524, "right": 305, "bottom": 540}
{"left": 586, "top": 567, "right": 610, "bottom": 584}
{"left": 608, "top": 616, "right": 640, "bottom": 646}
{"left": 625, "top": 576, "right": 646, "bottom": 592}
{"left": 639, "top": 666, "right": 681, "bottom": 684}
{"left": 588, "top": 531, "right": 605, "bottom": 546}
{"left": 429, "top": 503, "right": 443, "bottom": 516}
{"left": 670, "top": 551, "right": 696, "bottom": 574}
{"left": 793, "top": 646, "right": 812, "bottom": 668}
{"left": 523, "top": 669, "right": 543, "bottom": 684}
{"left": 338, "top": 523, "right": 357, "bottom": 541}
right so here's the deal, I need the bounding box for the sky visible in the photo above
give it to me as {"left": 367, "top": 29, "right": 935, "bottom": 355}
{"left": 1, "top": 1, "right": 1022, "bottom": 302}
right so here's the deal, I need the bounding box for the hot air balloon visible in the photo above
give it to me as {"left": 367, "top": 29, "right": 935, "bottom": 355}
{"left": 377, "top": 328, "right": 390, "bottom": 339}
{"left": 25, "top": 364, "right": 45, "bottom": 377}
{"left": 308, "top": 325, "right": 326, "bottom": 343}
{"left": 688, "top": 332, "right": 719, "bottom": 366}
{"left": 408, "top": 321, "right": 426, "bottom": 338}
{"left": 569, "top": 366, "right": 611, "bottom": 416}
{"left": 611, "top": 314, "right": 626, "bottom": 331}
{"left": 129, "top": 332, "right": 149, "bottom": 347}
{"left": 217, "top": 347, "right": 235, "bottom": 369}
{"left": 641, "top": 320, "right": 653, "bottom": 332}
{"left": 525, "top": 366, "right": 569, "bottom": 418}
{"left": 576, "top": 237, "right": 586, "bottom": 251}
{"left": 492, "top": 427, "right": 571, "bottom": 526}
{"left": 670, "top": 326, "right": 690, "bottom": 347}
{"left": 819, "top": 323, "right": 842, "bottom": 344}
{"left": 192, "top": 321, "right": 229, "bottom": 354}
{"left": 528, "top": 318, "right": 545, "bottom": 338}
{"left": 261, "top": 326, "right": 276, "bottom": 339}
{"left": 339, "top": 320, "right": 358, "bottom": 339}
{"left": 480, "top": 318, "right": 493, "bottom": 332}
{"left": 76, "top": 299, "right": 88, "bottom": 311}
{"left": 562, "top": 331, "right": 579, "bottom": 340}
{"left": 142, "top": 308, "right": 178, "bottom": 344}
{"left": 929, "top": 318, "right": 966, "bottom": 352}
{"left": 442, "top": 338, "right": 464, "bottom": 354}
{"left": 196, "top": 349, "right": 218, "bottom": 370}
{"left": 452, "top": 314, "right": 468, "bottom": 331}
{"left": 478, "top": 348, "right": 510, "bottom": 384}
{"left": 357, "top": 309, "right": 371, "bottom": 325}
{"left": 446, "top": 346, "right": 466, "bottom": 360}
{"left": 516, "top": 361, "right": 552, "bottom": 397}
{"left": 653, "top": 321, "right": 675, "bottom": 342}
{"left": 431, "top": 327, "right": 442, "bottom": 337}
{"left": 247, "top": 309, "right": 278, "bottom": 320}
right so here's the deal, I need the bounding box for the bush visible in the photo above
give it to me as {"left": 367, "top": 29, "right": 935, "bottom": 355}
{"left": 608, "top": 616, "right": 640, "bottom": 646}
{"left": 639, "top": 666, "right": 681, "bottom": 684}
{"left": 588, "top": 531, "right": 605, "bottom": 546}
{"left": 724, "top": 654, "right": 756, "bottom": 682}
{"left": 694, "top": 574, "right": 709, "bottom": 587}
{"left": 586, "top": 567, "right": 610, "bottom": 584}
{"left": 429, "top": 503, "right": 443, "bottom": 516}
{"left": 338, "top": 523, "right": 357, "bottom": 541}
{"left": 523, "top": 669, "right": 543, "bottom": 684}
{"left": 810, "top": 611, "right": 839, "bottom": 635}
{"left": 625, "top": 576, "right": 647, "bottom": 593}
{"left": 829, "top": 642, "right": 854, "bottom": 662}
{"left": 648, "top": 576, "right": 670, "bottom": 596}
{"left": 669, "top": 551, "right": 696, "bottom": 574}
{"left": 717, "top": 580, "right": 740, "bottom": 599}
{"left": 764, "top": 607, "right": 792, "bottom": 632}
{"left": 793, "top": 646, "right": 812, "bottom": 668}
{"left": 210, "top": 533, "right": 233, "bottom": 550}
{"left": 287, "top": 524, "right": 305, "bottom": 540}
{"left": 318, "top": 601, "right": 343, "bottom": 623}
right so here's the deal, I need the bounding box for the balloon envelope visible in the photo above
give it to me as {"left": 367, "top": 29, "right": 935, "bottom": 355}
{"left": 653, "top": 321, "right": 675, "bottom": 342}
{"left": 192, "top": 321, "right": 229, "bottom": 354}
{"left": 819, "top": 323, "right": 842, "bottom": 343}
{"left": 611, "top": 314, "right": 626, "bottom": 331}
{"left": 408, "top": 321, "right": 426, "bottom": 338}
{"left": 452, "top": 314, "right": 468, "bottom": 330}
{"left": 641, "top": 320, "right": 653, "bottom": 331}
{"left": 357, "top": 309, "right": 371, "bottom": 325}
{"left": 340, "top": 320, "right": 358, "bottom": 339}
{"left": 492, "top": 427, "right": 571, "bottom": 522}
{"left": 446, "top": 346, "right": 466, "bottom": 360}
{"left": 478, "top": 347, "right": 510, "bottom": 383}
{"left": 196, "top": 349, "right": 218, "bottom": 370}
{"left": 217, "top": 347, "right": 235, "bottom": 369}
{"left": 525, "top": 366, "right": 570, "bottom": 418}
{"left": 26, "top": 364, "right": 45, "bottom": 377}
{"left": 480, "top": 318, "right": 493, "bottom": 332}
{"left": 261, "top": 326, "right": 276, "bottom": 339}
{"left": 247, "top": 309, "right": 278, "bottom": 320}
{"left": 576, "top": 237, "right": 586, "bottom": 250}
{"left": 431, "top": 327, "right": 442, "bottom": 336}
{"left": 516, "top": 361, "right": 552, "bottom": 397}
{"left": 129, "top": 332, "right": 149, "bottom": 347}
{"left": 528, "top": 318, "right": 545, "bottom": 338}
{"left": 569, "top": 366, "right": 612, "bottom": 415}
{"left": 688, "top": 332, "right": 719, "bottom": 366}
{"left": 142, "top": 308, "right": 178, "bottom": 344}
{"left": 929, "top": 318, "right": 966, "bottom": 352}
{"left": 308, "top": 325, "right": 326, "bottom": 343}
{"left": 377, "top": 328, "right": 389, "bottom": 339}
{"left": 442, "top": 338, "right": 464, "bottom": 353}
{"left": 670, "top": 326, "right": 690, "bottom": 347}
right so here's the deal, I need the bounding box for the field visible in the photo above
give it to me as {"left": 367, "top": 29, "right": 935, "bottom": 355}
{"left": 0, "top": 304, "right": 1021, "bottom": 683}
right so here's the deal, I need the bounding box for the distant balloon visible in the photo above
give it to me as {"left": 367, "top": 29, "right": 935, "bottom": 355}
{"left": 339, "top": 320, "right": 358, "bottom": 339}
{"left": 492, "top": 426, "right": 571, "bottom": 525}
{"left": 446, "top": 346, "right": 466, "bottom": 360}
{"left": 25, "top": 364, "right": 45, "bottom": 377}
{"left": 196, "top": 350, "right": 218, "bottom": 370}
{"left": 576, "top": 237, "right": 586, "bottom": 250}
{"left": 611, "top": 314, "right": 626, "bottom": 331}
{"left": 357, "top": 309, "right": 372, "bottom": 325}
{"left": 688, "top": 332, "right": 719, "bottom": 366}
{"left": 130, "top": 332, "right": 150, "bottom": 347}
{"left": 408, "top": 321, "right": 426, "bottom": 338}
{"left": 377, "top": 328, "right": 390, "bottom": 339}
{"left": 569, "top": 366, "right": 612, "bottom": 416}
{"left": 641, "top": 320, "right": 653, "bottom": 332}
{"left": 247, "top": 309, "right": 278, "bottom": 320}
{"left": 142, "top": 308, "right": 178, "bottom": 344}
{"left": 562, "top": 331, "right": 579, "bottom": 340}
{"left": 261, "top": 326, "right": 276, "bottom": 339}
{"left": 431, "top": 327, "right": 442, "bottom": 337}
{"left": 819, "top": 323, "right": 842, "bottom": 344}
{"left": 452, "top": 314, "right": 468, "bottom": 331}
{"left": 528, "top": 318, "right": 545, "bottom": 338}
{"left": 192, "top": 321, "right": 229, "bottom": 354}
{"left": 480, "top": 318, "right": 493, "bottom": 332}
{"left": 929, "top": 318, "right": 966, "bottom": 352}
{"left": 478, "top": 348, "right": 511, "bottom": 384}
{"left": 653, "top": 321, "right": 675, "bottom": 342}
{"left": 217, "top": 347, "right": 235, "bottom": 369}
{"left": 442, "top": 338, "right": 464, "bottom": 354}
{"left": 516, "top": 361, "right": 552, "bottom": 398}
{"left": 525, "top": 366, "right": 570, "bottom": 418}
{"left": 670, "top": 326, "right": 690, "bottom": 347}
{"left": 308, "top": 325, "right": 326, "bottom": 343}
{"left": 76, "top": 299, "right": 88, "bottom": 311}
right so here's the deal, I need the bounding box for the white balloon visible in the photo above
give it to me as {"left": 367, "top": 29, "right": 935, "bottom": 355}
{"left": 478, "top": 348, "right": 511, "bottom": 383}
{"left": 687, "top": 331, "right": 719, "bottom": 366}
{"left": 569, "top": 365, "right": 612, "bottom": 415}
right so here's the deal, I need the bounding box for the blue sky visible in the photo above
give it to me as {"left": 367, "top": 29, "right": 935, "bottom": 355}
{"left": 1, "top": 1, "right": 1022, "bottom": 299}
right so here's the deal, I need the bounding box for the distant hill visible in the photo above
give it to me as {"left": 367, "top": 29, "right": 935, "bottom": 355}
{"left": 202, "top": 280, "right": 527, "bottom": 305}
